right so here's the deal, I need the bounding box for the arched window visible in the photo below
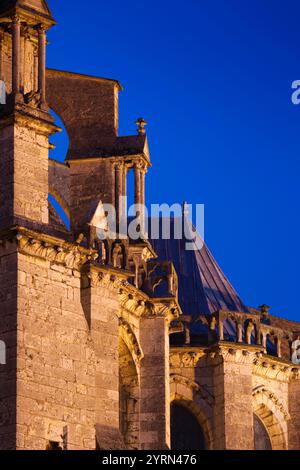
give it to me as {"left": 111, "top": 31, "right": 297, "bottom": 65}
{"left": 171, "top": 402, "right": 206, "bottom": 450}
{"left": 253, "top": 414, "right": 272, "bottom": 450}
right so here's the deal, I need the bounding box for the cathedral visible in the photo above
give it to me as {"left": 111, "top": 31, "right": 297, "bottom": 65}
{"left": 0, "top": 0, "right": 300, "bottom": 451}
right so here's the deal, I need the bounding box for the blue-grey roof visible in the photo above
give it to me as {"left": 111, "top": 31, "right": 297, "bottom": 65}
{"left": 148, "top": 217, "right": 248, "bottom": 317}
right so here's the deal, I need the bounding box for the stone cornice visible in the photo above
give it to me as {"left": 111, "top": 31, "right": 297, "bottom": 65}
{"left": 208, "top": 341, "right": 262, "bottom": 364}
{"left": 253, "top": 353, "right": 300, "bottom": 382}
{"left": 119, "top": 286, "right": 181, "bottom": 323}
{"left": 85, "top": 264, "right": 181, "bottom": 323}
{"left": 170, "top": 348, "right": 206, "bottom": 368}
{"left": 0, "top": 104, "right": 59, "bottom": 135}
{"left": 67, "top": 153, "right": 152, "bottom": 168}
{"left": 84, "top": 265, "right": 132, "bottom": 294}
{"left": 170, "top": 342, "right": 300, "bottom": 382}
{"left": 8, "top": 226, "right": 98, "bottom": 270}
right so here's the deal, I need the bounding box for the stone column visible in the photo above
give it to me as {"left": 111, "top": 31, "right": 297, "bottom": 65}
{"left": 20, "top": 27, "right": 27, "bottom": 94}
{"left": 140, "top": 166, "right": 147, "bottom": 233}
{"left": 141, "top": 167, "right": 146, "bottom": 207}
{"left": 276, "top": 337, "right": 282, "bottom": 358}
{"left": 212, "top": 346, "right": 254, "bottom": 449}
{"left": 261, "top": 332, "right": 267, "bottom": 349}
{"left": 38, "top": 25, "right": 46, "bottom": 106}
{"left": 115, "top": 162, "right": 123, "bottom": 233}
{"left": 237, "top": 322, "right": 243, "bottom": 343}
{"left": 12, "top": 16, "right": 21, "bottom": 94}
{"left": 219, "top": 319, "right": 224, "bottom": 341}
{"left": 111, "top": 162, "right": 116, "bottom": 209}
{"left": 139, "top": 304, "right": 171, "bottom": 449}
{"left": 134, "top": 161, "right": 146, "bottom": 234}
{"left": 122, "top": 164, "right": 127, "bottom": 228}
{"left": 134, "top": 162, "right": 142, "bottom": 208}
{"left": 0, "top": 30, "right": 4, "bottom": 81}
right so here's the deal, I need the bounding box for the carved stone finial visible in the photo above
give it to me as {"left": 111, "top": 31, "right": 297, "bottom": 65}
{"left": 135, "top": 117, "right": 147, "bottom": 135}
{"left": 259, "top": 304, "right": 270, "bottom": 315}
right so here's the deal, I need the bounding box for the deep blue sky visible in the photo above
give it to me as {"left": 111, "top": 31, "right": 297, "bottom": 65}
{"left": 47, "top": 0, "right": 300, "bottom": 321}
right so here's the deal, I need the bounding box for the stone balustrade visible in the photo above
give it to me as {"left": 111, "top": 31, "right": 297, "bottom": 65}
{"left": 170, "top": 309, "right": 296, "bottom": 362}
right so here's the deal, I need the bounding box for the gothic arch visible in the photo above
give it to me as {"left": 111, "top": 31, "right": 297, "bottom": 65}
{"left": 170, "top": 374, "right": 214, "bottom": 407}
{"left": 252, "top": 386, "right": 289, "bottom": 449}
{"left": 119, "top": 320, "right": 144, "bottom": 371}
{"left": 170, "top": 381, "right": 213, "bottom": 450}
{"left": 119, "top": 336, "right": 140, "bottom": 450}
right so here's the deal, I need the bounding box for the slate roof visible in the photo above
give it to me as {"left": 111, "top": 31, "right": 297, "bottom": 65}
{"left": 148, "top": 217, "right": 248, "bottom": 317}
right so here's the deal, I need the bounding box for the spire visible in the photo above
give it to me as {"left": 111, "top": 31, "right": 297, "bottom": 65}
{"left": 0, "top": 0, "right": 58, "bottom": 226}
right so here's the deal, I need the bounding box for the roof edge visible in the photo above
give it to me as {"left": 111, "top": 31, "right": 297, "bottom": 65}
{"left": 46, "top": 68, "right": 123, "bottom": 91}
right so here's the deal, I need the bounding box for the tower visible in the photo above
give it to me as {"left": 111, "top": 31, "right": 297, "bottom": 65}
{"left": 0, "top": 0, "right": 57, "bottom": 227}
{"left": 0, "top": 2, "right": 299, "bottom": 452}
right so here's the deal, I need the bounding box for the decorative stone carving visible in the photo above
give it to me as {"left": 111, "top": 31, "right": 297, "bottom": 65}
{"left": 88, "top": 270, "right": 126, "bottom": 292}
{"left": 119, "top": 320, "right": 144, "bottom": 365}
{"left": 252, "top": 385, "right": 290, "bottom": 420}
{"left": 15, "top": 230, "right": 98, "bottom": 270}
{"left": 253, "top": 355, "right": 298, "bottom": 382}
{"left": 170, "top": 374, "right": 214, "bottom": 406}
{"left": 119, "top": 288, "right": 180, "bottom": 322}
{"left": 169, "top": 351, "right": 205, "bottom": 368}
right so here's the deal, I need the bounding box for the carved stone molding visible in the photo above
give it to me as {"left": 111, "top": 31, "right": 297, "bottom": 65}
{"left": 170, "top": 351, "right": 205, "bottom": 368}
{"left": 209, "top": 343, "right": 260, "bottom": 365}
{"left": 119, "top": 319, "right": 144, "bottom": 365}
{"left": 170, "top": 373, "right": 214, "bottom": 406}
{"left": 119, "top": 288, "right": 180, "bottom": 322}
{"left": 253, "top": 354, "right": 298, "bottom": 382}
{"left": 252, "top": 385, "right": 290, "bottom": 420}
{"left": 16, "top": 230, "right": 98, "bottom": 270}
{"left": 88, "top": 270, "right": 126, "bottom": 292}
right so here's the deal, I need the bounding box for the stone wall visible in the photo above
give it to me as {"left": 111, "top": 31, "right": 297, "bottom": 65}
{"left": 139, "top": 315, "right": 170, "bottom": 450}
{"left": 0, "top": 119, "right": 51, "bottom": 226}
{"left": 287, "top": 376, "right": 300, "bottom": 449}
{"left": 46, "top": 70, "right": 120, "bottom": 156}
{"left": 15, "top": 250, "right": 97, "bottom": 449}
{"left": 68, "top": 159, "right": 115, "bottom": 234}
{"left": 0, "top": 241, "right": 18, "bottom": 450}
{"left": 169, "top": 345, "right": 299, "bottom": 450}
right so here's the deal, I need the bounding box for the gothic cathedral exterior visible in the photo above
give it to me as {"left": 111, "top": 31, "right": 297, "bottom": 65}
{"left": 0, "top": 1, "right": 299, "bottom": 451}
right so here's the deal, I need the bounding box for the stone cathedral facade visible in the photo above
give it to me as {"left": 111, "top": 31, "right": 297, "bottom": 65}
{"left": 0, "top": 0, "right": 300, "bottom": 451}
